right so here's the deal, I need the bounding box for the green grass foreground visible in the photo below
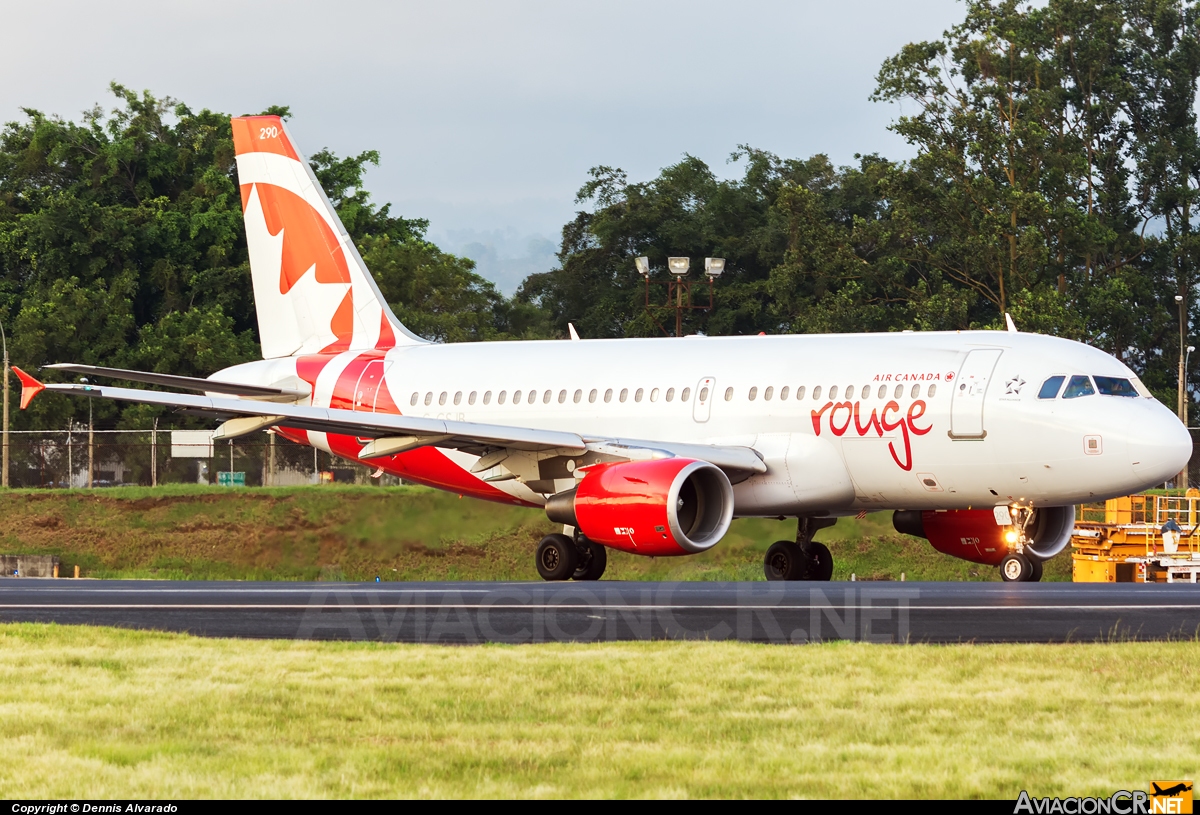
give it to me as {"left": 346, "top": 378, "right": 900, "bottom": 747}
{"left": 0, "top": 485, "right": 1070, "bottom": 581}
{"left": 0, "top": 624, "right": 1195, "bottom": 798}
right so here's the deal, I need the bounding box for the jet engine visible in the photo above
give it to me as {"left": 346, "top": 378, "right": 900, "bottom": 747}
{"left": 545, "top": 458, "right": 734, "bottom": 556}
{"left": 892, "top": 506, "right": 1075, "bottom": 565}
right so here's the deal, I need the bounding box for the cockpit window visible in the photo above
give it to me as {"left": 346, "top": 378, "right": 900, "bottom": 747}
{"left": 1038, "top": 376, "right": 1065, "bottom": 399}
{"left": 1062, "top": 375, "right": 1096, "bottom": 399}
{"left": 1094, "top": 376, "right": 1139, "bottom": 397}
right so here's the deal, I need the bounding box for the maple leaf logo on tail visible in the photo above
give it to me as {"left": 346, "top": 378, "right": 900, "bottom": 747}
{"left": 231, "top": 115, "right": 422, "bottom": 359}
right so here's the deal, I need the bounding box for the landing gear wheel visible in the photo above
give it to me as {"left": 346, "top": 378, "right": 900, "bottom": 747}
{"left": 572, "top": 539, "right": 607, "bottom": 581}
{"left": 765, "top": 540, "right": 804, "bottom": 581}
{"left": 1028, "top": 557, "right": 1044, "bottom": 583}
{"left": 536, "top": 534, "right": 578, "bottom": 581}
{"left": 1000, "top": 552, "right": 1034, "bottom": 582}
{"left": 804, "top": 541, "right": 834, "bottom": 582}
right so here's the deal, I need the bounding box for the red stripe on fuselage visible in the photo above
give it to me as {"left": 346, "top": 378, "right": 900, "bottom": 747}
{"left": 280, "top": 351, "right": 530, "bottom": 504}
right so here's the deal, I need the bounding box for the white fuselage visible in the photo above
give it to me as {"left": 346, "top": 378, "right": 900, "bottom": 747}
{"left": 218, "top": 330, "right": 1192, "bottom": 516}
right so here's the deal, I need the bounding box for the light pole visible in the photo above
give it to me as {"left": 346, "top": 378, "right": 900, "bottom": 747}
{"left": 81, "top": 378, "right": 93, "bottom": 489}
{"left": 1, "top": 317, "right": 8, "bottom": 489}
{"left": 635, "top": 256, "right": 724, "bottom": 337}
{"left": 1176, "top": 294, "right": 1190, "bottom": 489}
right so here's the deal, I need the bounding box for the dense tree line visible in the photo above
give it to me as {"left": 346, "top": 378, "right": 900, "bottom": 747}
{"left": 2, "top": 0, "right": 1199, "bottom": 430}
{"left": 0, "top": 88, "right": 548, "bottom": 430}
{"left": 522, "top": 0, "right": 1200, "bottom": 406}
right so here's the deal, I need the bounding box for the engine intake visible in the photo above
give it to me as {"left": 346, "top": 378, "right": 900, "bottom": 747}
{"left": 893, "top": 506, "right": 1075, "bottom": 565}
{"left": 546, "top": 458, "right": 734, "bottom": 556}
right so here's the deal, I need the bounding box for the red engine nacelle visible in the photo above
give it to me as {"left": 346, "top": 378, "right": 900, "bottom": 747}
{"left": 893, "top": 506, "right": 1075, "bottom": 565}
{"left": 545, "top": 458, "right": 734, "bottom": 556}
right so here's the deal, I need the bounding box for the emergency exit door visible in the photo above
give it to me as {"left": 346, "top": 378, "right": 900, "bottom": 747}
{"left": 949, "top": 349, "right": 1003, "bottom": 439}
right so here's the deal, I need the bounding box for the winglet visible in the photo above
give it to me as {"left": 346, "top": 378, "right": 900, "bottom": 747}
{"left": 1005, "top": 313, "right": 1018, "bottom": 333}
{"left": 568, "top": 323, "right": 581, "bottom": 341}
{"left": 11, "top": 366, "right": 45, "bottom": 409}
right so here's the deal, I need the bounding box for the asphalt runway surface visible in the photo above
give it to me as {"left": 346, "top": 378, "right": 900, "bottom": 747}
{"left": 2, "top": 579, "right": 1200, "bottom": 643}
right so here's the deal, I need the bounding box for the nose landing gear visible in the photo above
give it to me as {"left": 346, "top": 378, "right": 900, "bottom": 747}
{"left": 999, "top": 505, "right": 1044, "bottom": 582}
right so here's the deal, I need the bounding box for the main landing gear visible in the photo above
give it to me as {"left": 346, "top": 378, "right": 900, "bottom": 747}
{"left": 536, "top": 531, "right": 607, "bottom": 581}
{"left": 1000, "top": 552, "right": 1044, "bottom": 583}
{"left": 764, "top": 517, "right": 836, "bottom": 581}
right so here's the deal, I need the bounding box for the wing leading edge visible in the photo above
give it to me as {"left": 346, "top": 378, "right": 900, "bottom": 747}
{"left": 12, "top": 367, "right": 766, "bottom": 484}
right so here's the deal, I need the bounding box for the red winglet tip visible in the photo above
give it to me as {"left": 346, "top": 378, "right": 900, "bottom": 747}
{"left": 11, "top": 366, "right": 45, "bottom": 410}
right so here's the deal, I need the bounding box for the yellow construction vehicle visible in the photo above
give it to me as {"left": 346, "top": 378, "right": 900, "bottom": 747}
{"left": 1072, "top": 491, "right": 1200, "bottom": 583}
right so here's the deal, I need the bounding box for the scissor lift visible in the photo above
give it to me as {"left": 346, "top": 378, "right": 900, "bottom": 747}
{"left": 1072, "top": 492, "right": 1200, "bottom": 583}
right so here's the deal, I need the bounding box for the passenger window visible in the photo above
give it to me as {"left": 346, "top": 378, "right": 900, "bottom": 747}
{"left": 559, "top": 389, "right": 568, "bottom": 404}
{"left": 910, "top": 384, "right": 920, "bottom": 398}
{"left": 780, "top": 386, "right": 789, "bottom": 400}
{"left": 424, "top": 392, "right": 433, "bottom": 406}
{"left": 877, "top": 385, "right": 887, "bottom": 399}
{"left": 1094, "top": 376, "right": 1139, "bottom": 397}
{"left": 1038, "top": 376, "right": 1065, "bottom": 399}
{"left": 497, "top": 390, "right": 507, "bottom": 405}
{"left": 927, "top": 384, "right": 936, "bottom": 398}
{"left": 813, "top": 386, "right": 822, "bottom": 400}
{"left": 845, "top": 385, "right": 854, "bottom": 399}
{"left": 665, "top": 388, "right": 674, "bottom": 402}
{"left": 681, "top": 387, "right": 691, "bottom": 401}
{"left": 410, "top": 393, "right": 419, "bottom": 407}
{"left": 468, "top": 391, "right": 477, "bottom": 405}
{"left": 1062, "top": 375, "right": 1096, "bottom": 399}
{"left": 724, "top": 387, "right": 733, "bottom": 401}
{"left": 513, "top": 390, "right": 522, "bottom": 404}
{"left": 604, "top": 388, "right": 613, "bottom": 403}
{"left": 439, "top": 392, "right": 447, "bottom": 406}
{"left": 749, "top": 386, "right": 758, "bottom": 401}
{"left": 544, "top": 390, "right": 552, "bottom": 404}
{"left": 862, "top": 384, "right": 870, "bottom": 398}
{"left": 796, "top": 385, "right": 806, "bottom": 400}
{"left": 483, "top": 390, "right": 492, "bottom": 405}
{"left": 829, "top": 386, "right": 838, "bottom": 400}
{"left": 894, "top": 385, "right": 903, "bottom": 399}
{"left": 699, "top": 387, "right": 709, "bottom": 401}
{"left": 574, "top": 389, "right": 582, "bottom": 403}
{"left": 454, "top": 391, "right": 462, "bottom": 405}
{"left": 649, "top": 388, "right": 658, "bottom": 402}
{"left": 620, "top": 388, "right": 628, "bottom": 403}
{"left": 588, "top": 389, "right": 597, "bottom": 403}
{"left": 635, "top": 388, "right": 644, "bottom": 402}
{"left": 764, "top": 386, "right": 774, "bottom": 401}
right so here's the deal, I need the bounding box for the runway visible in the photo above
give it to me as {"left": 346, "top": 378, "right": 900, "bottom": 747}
{"left": 2, "top": 579, "right": 1200, "bottom": 643}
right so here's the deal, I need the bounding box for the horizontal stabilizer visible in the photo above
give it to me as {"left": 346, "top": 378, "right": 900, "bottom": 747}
{"left": 44, "top": 364, "right": 308, "bottom": 400}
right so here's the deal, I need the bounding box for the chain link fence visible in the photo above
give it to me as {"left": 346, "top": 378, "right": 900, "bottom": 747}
{"left": 0, "top": 429, "right": 398, "bottom": 488}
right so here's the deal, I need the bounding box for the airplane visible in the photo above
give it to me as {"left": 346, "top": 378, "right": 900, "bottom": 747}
{"left": 10, "top": 115, "right": 1193, "bottom": 583}
{"left": 1152, "top": 783, "right": 1193, "bottom": 797}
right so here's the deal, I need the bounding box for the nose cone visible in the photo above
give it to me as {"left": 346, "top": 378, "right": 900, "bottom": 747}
{"left": 1131, "top": 405, "right": 1193, "bottom": 485}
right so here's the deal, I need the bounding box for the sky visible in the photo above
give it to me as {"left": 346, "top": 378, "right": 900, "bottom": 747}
{"left": 1, "top": 0, "right": 963, "bottom": 293}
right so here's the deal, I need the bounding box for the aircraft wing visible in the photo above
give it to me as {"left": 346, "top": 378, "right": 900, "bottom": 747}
{"left": 12, "top": 367, "right": 766, "bottom": 482}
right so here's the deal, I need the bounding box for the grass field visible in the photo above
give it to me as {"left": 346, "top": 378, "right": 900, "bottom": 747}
{"left": 0, "top": 623, "right": 1195, "bottom": 798}
{"left": 0, "top": 485, "right": 1070, "bottom": 582}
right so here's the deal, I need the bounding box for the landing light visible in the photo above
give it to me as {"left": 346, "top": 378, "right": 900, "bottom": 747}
{"left": 705, "top": 257, "right": 725, "bottom": 278}
{"left": 668, "top": 257, "right": 690, "bottom": 277}
{"left": 1004, "top": 530, "right": 1019, "bottom": 544}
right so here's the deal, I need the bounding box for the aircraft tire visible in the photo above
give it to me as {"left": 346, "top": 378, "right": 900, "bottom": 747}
{"left": 1000, "top": 552, "right": 1034, "bottom": 582}
{"left": 804, "top": 541, "right": 834, "bottom": 582}
{"left": 765, "top": 540, "right": 805, "bottom": 581}
{"left": 573, "top": 539, "right": 607, "bottom": 581}
{"left": 1028, "top": 557, "right": 1044, "bottom": 583}
{"left": 536, "top": 534, "right": 578, "bottom": 581}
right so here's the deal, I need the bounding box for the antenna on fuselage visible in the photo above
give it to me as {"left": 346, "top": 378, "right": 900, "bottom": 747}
{"left": 1005, "top": 313, "right": 1019, "bottom": 333}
